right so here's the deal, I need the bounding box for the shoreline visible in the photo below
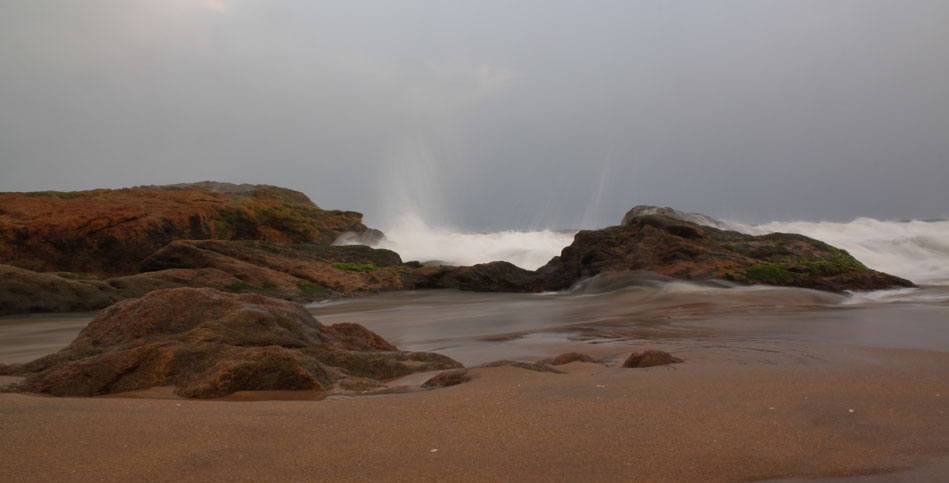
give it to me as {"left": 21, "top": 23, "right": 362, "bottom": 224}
{"left": 2, "top": 341, "right": 947, "bottom": 482}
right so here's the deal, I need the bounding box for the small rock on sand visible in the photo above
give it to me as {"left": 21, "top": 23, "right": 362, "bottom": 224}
{"left": 422, "top": 369, "right": 471, "bottom": 388}
{"left": 622, "top": 350, "right": 683, "bottom": 368}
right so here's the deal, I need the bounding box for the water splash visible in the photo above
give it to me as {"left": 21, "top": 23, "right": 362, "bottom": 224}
{"left": 370, "top": 213, "right": 575, "bottom": 270}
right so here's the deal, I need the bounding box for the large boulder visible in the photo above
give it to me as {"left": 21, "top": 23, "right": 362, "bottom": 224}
{"left": 0, "top": 288, "right": 461, "bottom": 398}
{"left": 538, "top": 214, "right": 914, "bottom": 293}
{"left": 0, "top": 181, "right": 371, "bottom": 276}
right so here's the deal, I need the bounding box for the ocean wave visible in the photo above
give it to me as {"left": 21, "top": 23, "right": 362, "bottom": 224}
{"left": 725, "top": 217, "right": 949, "bottom": 284}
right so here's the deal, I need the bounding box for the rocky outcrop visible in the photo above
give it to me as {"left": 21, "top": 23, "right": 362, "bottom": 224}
{"left": 0, "top": 195, "right": 916, "bottom": 316}
{"left": 138, "top": 239, "right": 409, "bottom": 297}
{"left": 538, "top": 214, "right": 914, "bottom": 293}
{"left": 0, "top": 288, "right": 461, "bottom": 398}
{"left": 0, "top": 182, "right": 370, "bottom": 276}
{"left": 0, "top": 239, "right": 413, "bottom": 315}
{"left": 396, "top": 212, "right": 912, "bottom": 295}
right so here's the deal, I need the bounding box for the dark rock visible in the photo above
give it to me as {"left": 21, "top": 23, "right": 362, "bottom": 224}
{"left": 403, "top": 261, "right": 546, "bottom": 292}
{"left": 621, "top": 205, "right": 729, "bottom": 229}
{"left": 2, "top": 288, "right": 461, "bottom": 398}
{"left": 0, "top": 264, "right": 121, "bottom": 315}
{"left": 622, "top": 351, "right": 683, "bottom": 368}
{"left": 422, "top": 369, "right": 471, "bottom": 388}
{"left": 537, "top": 214, "right": 914, "bottom": 293}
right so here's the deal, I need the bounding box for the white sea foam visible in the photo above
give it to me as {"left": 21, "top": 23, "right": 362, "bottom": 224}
{"left": 368, "top": 213, "right": 576, "bottom": 270}
{"left": 725, "top": 218, "right": 949, "bottom": 284}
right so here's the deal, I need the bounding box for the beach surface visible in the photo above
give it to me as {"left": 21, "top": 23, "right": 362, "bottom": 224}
{"left": 2, "top": 340, "right": 947, "bottom": 482}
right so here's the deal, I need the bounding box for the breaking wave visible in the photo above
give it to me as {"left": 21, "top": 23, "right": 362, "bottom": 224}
{"left": 367, "top": 213, "right": 576, "bottom": 271}
{"left": 726, "top": 218, "right": 949, "bottom": 284}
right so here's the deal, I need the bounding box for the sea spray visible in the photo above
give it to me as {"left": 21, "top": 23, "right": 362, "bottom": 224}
{"left": 364, "top": 213, "right": 576, "bottom": 270}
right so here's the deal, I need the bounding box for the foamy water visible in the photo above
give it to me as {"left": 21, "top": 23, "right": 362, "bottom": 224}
{"left": 725, "top": 218, "right": 949, "bottom": 284}
{"left": 368, "top": 213, "right": 576, "bottom": 270}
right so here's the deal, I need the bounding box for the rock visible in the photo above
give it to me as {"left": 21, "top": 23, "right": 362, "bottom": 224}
{"left": 621, "top": 205, "right": 730, "bottom": 229}
{"left": 549, "top": 352, "right": 598, "bottom": 365}
{"left": 0, "top": 265, "right": 121, "bottom": 315}
{"left": 1, "top": 288, "right": 461, "bottom": 398}
{"left": 403, "top": 261, "right": 546, "bottom": 292}
{"left": 0, "top": 238, "right": 413, "bottom": 315}
{"left": 422, "top": 369, "right": 471, "bottom": 388}
{"left": 0, "top": 182, "right": 372, "bottom": 276}
{"left": 622, "top": 351, "right": 683, "bottom": 368}
{"left": 538, "top": 214, "right": 914, "bottom": 293}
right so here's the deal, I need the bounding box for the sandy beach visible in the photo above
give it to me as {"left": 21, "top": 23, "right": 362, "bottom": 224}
{"left": 2, "top": 340, "right": 947, "bottom": 482}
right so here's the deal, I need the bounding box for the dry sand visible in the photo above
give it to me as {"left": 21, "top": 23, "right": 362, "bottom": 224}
{"left": 1, "top": 341, "right": 947, "bottom": 482}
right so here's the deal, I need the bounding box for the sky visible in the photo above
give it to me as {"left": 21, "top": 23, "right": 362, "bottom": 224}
{"left": 1, "top": 0, "right": 947, "bottom": 231}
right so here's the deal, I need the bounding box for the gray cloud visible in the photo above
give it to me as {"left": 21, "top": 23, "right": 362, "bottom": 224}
{"left": 2, "top": 0, "right": 947, "bottom": 230}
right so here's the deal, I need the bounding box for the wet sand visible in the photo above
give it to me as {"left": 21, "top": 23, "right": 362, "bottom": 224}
{"left": 2, "top": 341, "right": 947, "bottom": 482}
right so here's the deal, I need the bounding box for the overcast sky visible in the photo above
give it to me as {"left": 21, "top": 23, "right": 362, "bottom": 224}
{"left": 1, "top": 1, "right": 947, "bottom": 230}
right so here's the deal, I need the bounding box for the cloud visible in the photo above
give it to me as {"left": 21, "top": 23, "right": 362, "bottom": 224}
{"left": 201, "top": 0, "right": 229, "bottom": 13}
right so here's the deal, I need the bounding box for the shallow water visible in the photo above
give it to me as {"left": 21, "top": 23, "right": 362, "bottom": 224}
{"left": 2, "top": 274, "right": 947, "bottom": 367}
{"left": 307, "top": 274, "right": 949, "bottom": 365}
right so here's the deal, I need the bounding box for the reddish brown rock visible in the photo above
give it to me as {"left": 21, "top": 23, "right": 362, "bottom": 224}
{"left": 0, "top": 182, "right": 370, "bottom": 276}
{"left": 139, "top": 239, "right": 408, "bottom": 299}
{"left": 422, "top": 369, "right": 471, "bottom": 388}
{"left": 622, "top": 351, "right": 683, "bottom": 368}
{"left": 550, "top": 352, "right": 598, "bottom": 365}
{"left": 0, "top": 288, "right": 461, "bottom": 398}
